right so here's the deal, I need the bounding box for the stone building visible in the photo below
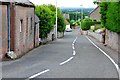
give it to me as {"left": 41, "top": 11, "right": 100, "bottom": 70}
{"left": 0, "top": 0, "right": 39, "bottom": 60}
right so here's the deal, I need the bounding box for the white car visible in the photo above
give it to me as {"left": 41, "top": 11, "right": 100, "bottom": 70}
{"left": 66, "top": 28, "right": 72, "bottom": 32}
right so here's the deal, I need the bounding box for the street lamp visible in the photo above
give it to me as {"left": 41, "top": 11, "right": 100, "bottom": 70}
{"left": 76, "top": 11, "right": 78, "bottom": 21}
{"left": 80, "top": 5, "right": 83, "bottom": 20}
{"left": 55, "top": 0, "right": 58, "bottom": 39}
{"left": 80, "top": 5, "right": 83, "bottom": 28}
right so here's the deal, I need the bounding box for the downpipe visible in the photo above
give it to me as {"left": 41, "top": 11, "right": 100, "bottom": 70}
{"left": 6, "top": 3, "right": 16, "bottom": 59}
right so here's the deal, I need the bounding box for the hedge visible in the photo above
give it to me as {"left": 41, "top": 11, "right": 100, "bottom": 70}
{"left": 106, "top": 2, "right": 120, "bottom": 33}
{"left": 100, "top": 2, "right": 120, "bottom": 33}
{"left": 81, "top": 18, "right": 93, "bottom": 30}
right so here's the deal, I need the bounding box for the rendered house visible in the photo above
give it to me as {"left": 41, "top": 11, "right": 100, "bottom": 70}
{"left": 89, "top": 6, "right": 100, "bottom": 21}
{"left": 0, "top": 0, "right": 39, "bottom": 60}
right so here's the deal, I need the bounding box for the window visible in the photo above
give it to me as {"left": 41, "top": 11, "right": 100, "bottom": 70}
{"left": 31, "top": 17, "right": 32, "bottom": 30}
{"left": 20, "top": 19, "right": 23, "bottom": 32}
{"left": 26, "top": 18, "right": 28, "bottom": 34}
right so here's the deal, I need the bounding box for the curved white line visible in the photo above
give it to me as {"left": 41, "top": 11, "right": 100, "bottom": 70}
{"left": 73, "top": 50, "right": 76, "bottom": 56}
{"left": 73, "top": 37, "right": 78, "bottom": 44}
{"left": 86, "top": 36, "right": 120, "bottom": 79}
{"left": 59, "top": 57, "right": 74, "bottom": 65}
{"left": 72, "top": 45, "right": 75, "bottom": 50}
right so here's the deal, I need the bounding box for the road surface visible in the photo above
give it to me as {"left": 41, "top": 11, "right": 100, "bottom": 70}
{"left": 2, "top": 29, "right": 119, "bottom": 79}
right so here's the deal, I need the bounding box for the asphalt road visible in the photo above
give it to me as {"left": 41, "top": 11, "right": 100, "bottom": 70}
{"left": 2, "top": 29, "right": 119, "bottom": 79}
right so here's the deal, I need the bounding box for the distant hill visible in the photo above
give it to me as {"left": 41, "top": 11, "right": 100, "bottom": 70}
{"left": 60, "top": 7, "right": 95, "bottom": 20}
{"left": 60, "top": 7, "right": 95, "bottom": 13}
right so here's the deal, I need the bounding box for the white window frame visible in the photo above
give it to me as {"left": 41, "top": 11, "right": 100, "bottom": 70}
{"left": 20, "top": 19, "right": 23, "bottom": 32}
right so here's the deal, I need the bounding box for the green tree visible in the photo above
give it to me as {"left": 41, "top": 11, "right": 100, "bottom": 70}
{"left": 35, "top": 4, "right": 55, "bottom": 39}
{"left": 106, "top": 2, "right": 120, "bottom": 32}
{"left": 81, "top": 18, "right": 93, "bottom": 30}
{"left": 99, "top": 2, "right": 108, "bottom": 27}
{"left": 47, "top": 4, "right": 56, "bottom": 24}
{"left": 70, "top": 20, "right": 75, "bottom": 26}
{"left": 48, "top": 5, "right": 66, "bottom": 32}
{"left": 57, "top": 8, "right": 66, "bottom": 32}
{"left": 36, "top": 4, "right": 66, "bottom": 39}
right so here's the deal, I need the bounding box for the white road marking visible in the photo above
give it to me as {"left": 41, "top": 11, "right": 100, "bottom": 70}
{"left": 72, "top": 45, "right": 75, "bottom": 50}
{"left": 73, "top": 41, "right": 75, "bottom": 44}
{"left": 28, "top": 69, "right": 50, "bottom": 79}
{"left": 59, "top": 57, "right": 74, "bottom": 65}
{"left": 72, "top": 44, "right": 74, "bottom": 46}
{"left": 86, "top": 36, "right": 120, "bottom": 79}
{"left": 73, "top": 50, "right": 76, "bottom": 56}
{"left": 72, "top": 37, "right": 77, "bottom": 56}
{"left": 59, "top": 37, "right": 77, "bottom": 66}
{"left": 73, "top": 37, "right": 78, "bottom": 44}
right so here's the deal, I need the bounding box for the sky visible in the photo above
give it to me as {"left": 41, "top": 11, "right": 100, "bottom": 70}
{"left": 29, "top": 0, "right": 98, "bottom": 8}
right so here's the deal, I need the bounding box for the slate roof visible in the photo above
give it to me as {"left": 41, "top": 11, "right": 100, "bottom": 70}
{"left": 0, "top": 0, "right": 34, "bottom": 6}
{"left": 89, "top": 6, "right": 99, "bottom": 15}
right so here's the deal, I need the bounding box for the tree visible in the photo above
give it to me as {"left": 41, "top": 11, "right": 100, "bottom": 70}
{"left": 99, "top": 2, "right": 108, "bottom": 27}
{"left": 57, "top": 8, "right": 66, "bottom": 32}
{"left": 106, "top": 2, "right": 120, "bottom": 32}
{"left": 99, "top": 2, "right": 120, "bottom": 33}
{"left": 47, "top": 4, "right": 56, "bottom": 24}
{"left": 35, "top": 4, "right": 55, "bottom": 39}
{"left": 93, "top": 0, "right": 99, "bottom": 4}
{"left": 48, "top": 4, "right": 66, "bottom": 32}
{"left": 70, "top": 20, "right": 75, "bottom": 26}
{"left": 36, "top": 4, "right": 66, "bottom": 39}
{"left": 81, "top": 18, "right": 93, "bottom": 30}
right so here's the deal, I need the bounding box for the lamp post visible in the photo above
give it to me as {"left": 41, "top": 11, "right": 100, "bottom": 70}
{"left": 55, "top": 0, "right": 58, "bottom": 39}
{"left": 80, "top": 5, "right": 83, "bottom": 20}
{"left": 80, "top": 5, "right": 83, "bottom": 28}
{"left": 76, "top": 11, "right": 78, "bottom": 21}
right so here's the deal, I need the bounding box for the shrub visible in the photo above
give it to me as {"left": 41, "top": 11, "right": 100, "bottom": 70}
{"left": 100, "top": 2, "right": 108, "bottom": 27}
{"left": 70, "top": 20, "right": 75, "bottom": 26}
{"left": 81, "top": 18, "right": 93, "bottom": 30}
{"left": 94, "top": 24, "right": 103, "bottom": 31}
{"left": 106, "top": 2, "right": 120, "bottom": 33}
{"left": 100, "top": 2, "right": 120, "bottom": 33}
{"left": 93, "top": 21, "right": 101, "bottom": 25}
{"left": 35, "top": 5, "right": 55, "bottom": 39}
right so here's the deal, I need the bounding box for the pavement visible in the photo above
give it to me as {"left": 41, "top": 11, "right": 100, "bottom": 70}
{"left": 2, "top": 28, "right": 119, "bottom": 79}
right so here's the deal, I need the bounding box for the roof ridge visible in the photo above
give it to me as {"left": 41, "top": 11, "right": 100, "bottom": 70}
{"left": 0, "top": 0, "right": 34, "bottom": 6}
{"left": 89, "top": 6, "right": 99, "bottom": 15}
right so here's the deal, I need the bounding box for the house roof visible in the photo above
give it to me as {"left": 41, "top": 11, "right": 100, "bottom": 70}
{"left": 0, "top": 0, "right": 34, "bottom": 6}
{"left": 89, "top": 6, "right": 99, "bottom": 15}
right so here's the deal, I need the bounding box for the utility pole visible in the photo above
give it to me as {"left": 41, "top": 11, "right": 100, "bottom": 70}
{"left": 55, "top": 0, "right": 58, "bottom": 39}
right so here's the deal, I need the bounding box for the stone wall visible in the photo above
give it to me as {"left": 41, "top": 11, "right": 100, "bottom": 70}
{"left": 57, "top": 32, "right": 64, "bottom": 38}
{"left": 35, "top": 22, "right": 39, "bottom": 47}
{"left": 105, "top": 30, "right": 119, "bottom": 52}
{"left": 88, "top": 30, "right": 119, "bottom": 52}
{"left": 47, "top": 28, "right": 55, "bottom": 41}
{"left": 88, "top": 31, "right": 103, "bottom": 42}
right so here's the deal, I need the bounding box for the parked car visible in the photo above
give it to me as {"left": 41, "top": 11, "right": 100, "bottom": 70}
{"left": 66, "top": 28, "right": 72, "bottom": 32}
